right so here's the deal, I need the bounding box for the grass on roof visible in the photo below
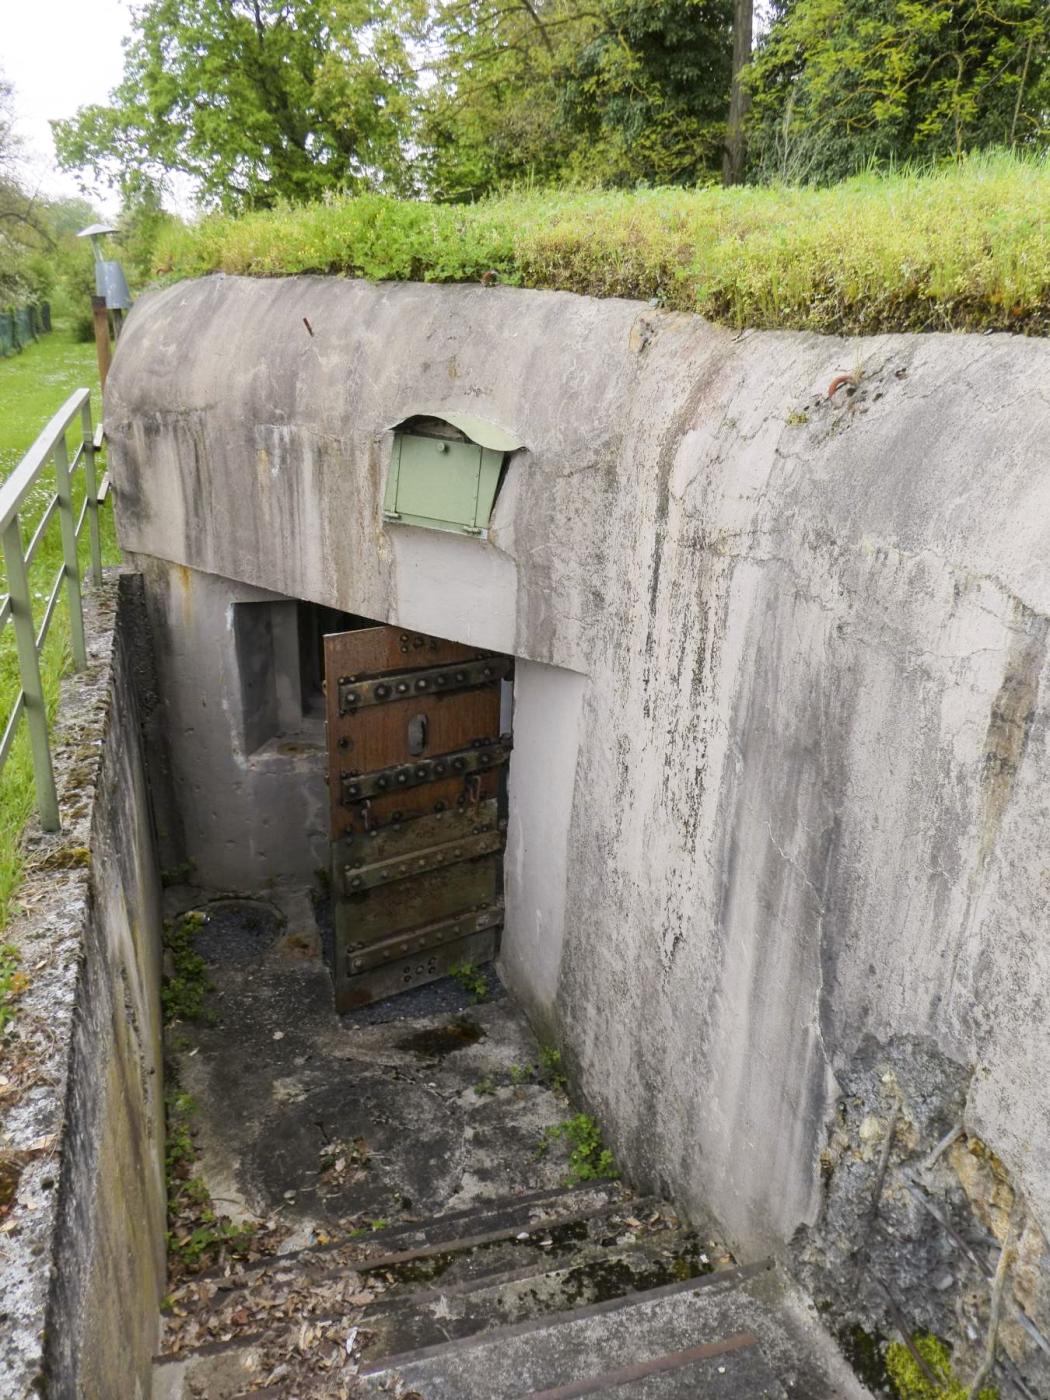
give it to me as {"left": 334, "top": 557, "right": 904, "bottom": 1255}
{"left": 155, "top": 151, "right": 1050, "bottom": 337}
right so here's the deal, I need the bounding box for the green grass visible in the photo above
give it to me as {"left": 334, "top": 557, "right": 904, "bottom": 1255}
{"left": 0, "top": 324, "right": 119, "bottom": 938}
{"left": 156, "top": 151, "right": 1050, "bottom": 336}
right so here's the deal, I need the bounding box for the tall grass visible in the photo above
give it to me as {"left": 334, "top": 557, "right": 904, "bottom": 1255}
{"left": 0, "top": 326, "right": 119, "bottom": 931}
{"left": 156, "top": 151, "right": 1050, "bottom": 336}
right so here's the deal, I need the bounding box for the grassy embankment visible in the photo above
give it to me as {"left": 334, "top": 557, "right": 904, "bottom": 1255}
{"left": 156, "top": 151, "right": 1050, "bottom": 336}
{"left": 0, "top": 326, "right": 119, "bottom": 967}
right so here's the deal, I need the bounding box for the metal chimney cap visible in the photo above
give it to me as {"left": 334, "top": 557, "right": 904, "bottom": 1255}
{"left": 76, "top": 223, "right": 119, "bottom": 239}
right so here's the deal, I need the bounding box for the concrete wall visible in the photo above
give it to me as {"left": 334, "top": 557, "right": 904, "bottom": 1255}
{"left": 130, "top": 555, "right": 328, "bottom": 889}
{"left": 502, "top": 660, "right": 588, "bottom": 1034}
{"left": 106, "top": 276, "right": 1050, "bottom": 1371}
{"left": 0, "top": 577, "right": 166, "bottom": 1400}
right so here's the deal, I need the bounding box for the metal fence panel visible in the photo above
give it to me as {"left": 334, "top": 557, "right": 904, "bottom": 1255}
{"left": 13, "top": 306, "right": 35, "bottom": 349}
{"left": 0, "top": 388, "right": 104, "bottom": 830}
{"left": 0, "top": 304, "right": 51, "bottom": 356}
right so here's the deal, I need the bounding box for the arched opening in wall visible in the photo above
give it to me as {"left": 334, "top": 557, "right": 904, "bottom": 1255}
{"left": 322, "top": 621, "right": 514, "bottom": 1011}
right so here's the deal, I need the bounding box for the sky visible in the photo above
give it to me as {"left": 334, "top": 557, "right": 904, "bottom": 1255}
{"left": 4, "top": 0, "right": 131, "bottom": 217}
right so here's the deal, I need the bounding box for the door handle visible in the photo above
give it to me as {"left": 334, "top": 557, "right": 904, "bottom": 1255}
{"left": 408, "top": 713, "right": 428, "bottom": 756}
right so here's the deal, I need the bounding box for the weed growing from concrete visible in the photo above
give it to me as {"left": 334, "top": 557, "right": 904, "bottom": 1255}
{"left": 539, "top": 1113, "right": 619, "bottom": 1185}
{"left": 164, "top": 1087, "right": 258, "bottom": 1276}
{"left": 161, "top": 910, "right": 210, "bottom": 1023}
{"left": 885, "top": 1334, "right": 996, "bottom": 1400}
{"left": 449, "top": 960, "right": 489, "bottom": 1003}
{"left": 346, "top": 1216, "right": 394, "bottom": 1239}
{"left": 473, "top": 1076, "right": 496, "bottom": 1095}
{"left": 539, "top": 1045, "right": 567, "bottom": 1090}
{"left": 0, "top": 942, "right": 27, "bottom": 1035}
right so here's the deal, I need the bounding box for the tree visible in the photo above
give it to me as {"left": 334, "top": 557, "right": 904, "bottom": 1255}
{"left": 747, "top": 0, "right": 1049, "bottom": 184}
{"left": 417, "top": 0, "right": 582, "bottom": 202}
{"left": 0, "top": 72, "right": 53, "bottom": 305}
{"left": 563, "top": 0, "right": 735, "bottom": 188}
{"left": 723, "top": 0, "right": 753, "bottom": 183}
{"left": 419, "top": 0, "right": 734, "bottom": 200}
{"left": 52, "top": 0, "right": 424, "bottom": 212}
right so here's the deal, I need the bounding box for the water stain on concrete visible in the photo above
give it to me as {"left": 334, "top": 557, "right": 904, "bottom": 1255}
{"left": 395, "top": 1017, "right": 486, "bottom": 1059}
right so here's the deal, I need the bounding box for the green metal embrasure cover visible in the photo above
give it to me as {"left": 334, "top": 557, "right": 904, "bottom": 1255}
{"left": 383, "top": 408, "right": 523, "bottom": 536}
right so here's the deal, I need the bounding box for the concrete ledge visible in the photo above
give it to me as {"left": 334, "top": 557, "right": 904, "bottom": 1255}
{"left": 0, "top": 575, "right": 165, "bottom": 1400}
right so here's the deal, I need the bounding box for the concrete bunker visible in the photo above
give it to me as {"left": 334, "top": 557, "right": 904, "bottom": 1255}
{"left": 126, "top": 398, "right": 585, "bottom": 1016}
{"left": 73, "top": 273, "right": 1050, "bottom": 1396}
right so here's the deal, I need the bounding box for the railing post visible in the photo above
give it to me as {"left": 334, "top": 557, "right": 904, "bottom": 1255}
{"left": 1, "top": 518, "right": 59, "bottom": 831}
{"left": 52, "top": 433, "right": 88, "bottom": 670}
{"left": 81, "top": 399, "right": 103, "bottom": 585}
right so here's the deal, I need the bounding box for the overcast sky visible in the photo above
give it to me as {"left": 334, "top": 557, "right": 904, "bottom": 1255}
{"left": 5, "top": 0, "right": 131, "bottom": 216}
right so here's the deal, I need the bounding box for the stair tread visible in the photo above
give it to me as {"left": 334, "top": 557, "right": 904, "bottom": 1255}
{"left": 159, "top": 1192, "right": 686, "bottom": 1358}
{"left": 525, "top": 1334, "right": 787, "bottom": 1399}
{"left": 180, "top": 1179, "right": 626, "bottom": 1286}
{"left": 361, "top": 1264, "right": 791, "bottom": 1398}
{"left": 356, "top": 1227, "right": 720, "bottom": 1362}
{"left": 160, "top": 1225, "right": 716, "bottom": 1363}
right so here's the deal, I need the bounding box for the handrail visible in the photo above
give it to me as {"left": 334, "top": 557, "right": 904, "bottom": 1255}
{"left": 0, "top": 389, "right": 104, "bottom": 831}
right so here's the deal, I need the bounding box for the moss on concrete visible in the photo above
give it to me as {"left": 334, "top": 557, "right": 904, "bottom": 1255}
{"left": 885, "top": 1335, "right": 996, "bottom": 1400}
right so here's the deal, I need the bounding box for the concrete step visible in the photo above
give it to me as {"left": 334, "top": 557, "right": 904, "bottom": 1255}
{"left": 523, "top": 1337, "right": 786, "bottom": 1398}
{"left": 355, "top": 1225, "right": 716, "bottom": 1363}
{"left": 159, "top": 1187, "right": 683, "bottom": 1356}
{"left": 152, "top": 1328, "right": 360, "bottom": 1400}
{"left": 361, "top": 1263, "right": 855, "bottom": 1400}
{"left": 154, "top": 1235, "right": 734, "bottom": 1400}
{"left": 177, "top": 1178, "right": 627, "bottom": 1290}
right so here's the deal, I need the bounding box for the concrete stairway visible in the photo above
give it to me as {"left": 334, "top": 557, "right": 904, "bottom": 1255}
{"left": 153, "top": 1182, "right": 865, "bottom": 1399}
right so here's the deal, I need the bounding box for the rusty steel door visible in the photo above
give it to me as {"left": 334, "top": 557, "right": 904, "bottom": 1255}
{"left": 324, "top": 625, "right": 512, "bottom": 1010}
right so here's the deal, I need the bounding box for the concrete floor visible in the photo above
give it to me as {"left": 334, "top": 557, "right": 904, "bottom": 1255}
{"left": 157, "top": 887, "right": 872, "bottom": 1400}
{"left": 165, "top": 886, "right": 586, "bottom": 1255}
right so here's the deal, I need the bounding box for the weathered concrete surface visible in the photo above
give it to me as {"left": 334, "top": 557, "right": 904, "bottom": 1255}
{"left": 0, "top": 576, "right": 166, "bottom": 1400}
{"left": 132, "top": 556, "right": 328, "bottom": 887}
{"left": 106, "top": 276, "right": 1050, "bottom": 1378}
{"left": 157, "top": 896, "right": 863, "bottom": 1400}
{"left": 163, "top": 887, "right": 595, "bottom": 1243}
{"left": 366, "top": 1261, "right": 865, "bottom": 1400}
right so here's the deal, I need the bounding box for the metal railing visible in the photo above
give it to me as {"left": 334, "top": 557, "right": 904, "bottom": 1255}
{"left": 0, "top": 388, "right": 103, "bottom": 830}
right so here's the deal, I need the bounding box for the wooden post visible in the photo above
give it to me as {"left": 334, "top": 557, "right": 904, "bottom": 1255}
{"left": 91, "top": 296, "right": 111, "bottom": 389}
{"left": 723, "top": 0, "right": 754, "bottom": 187}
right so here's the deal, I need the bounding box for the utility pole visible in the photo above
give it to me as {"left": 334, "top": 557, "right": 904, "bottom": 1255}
{"left": 723, "top": 0, "right": 754, "bottom": 186}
